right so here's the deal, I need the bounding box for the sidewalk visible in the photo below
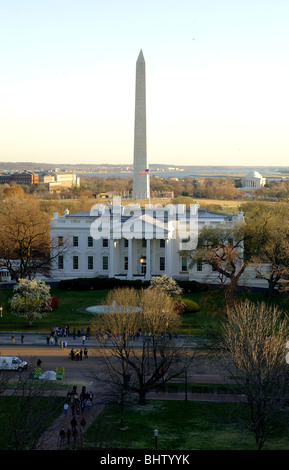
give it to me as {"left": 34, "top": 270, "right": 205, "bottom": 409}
{"left": 0, "top": 332, "right": 200, "bottom": 349}
{"left": 0, "top": 331, "right": 96, "bottom": 348}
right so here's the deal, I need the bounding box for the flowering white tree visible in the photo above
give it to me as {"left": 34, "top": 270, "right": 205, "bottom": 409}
{"left": 149, "top": 275, "right": 183, "bottom": 298}
{"left": 9, "top": 279, "right": 52, "bottom": 326}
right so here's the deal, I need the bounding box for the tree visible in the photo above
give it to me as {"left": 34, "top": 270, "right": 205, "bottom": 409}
{"left": 91, "top": 287, "right": 192, "bottom": 406}
{"left": 9, "top": 278, "right": 52, "bottom": 326}
{"left": 148, "top": 275, "right": 183, "bottom": 297}
{"left": 245, "top": 204, "right": 289, "bottom": 297}
{"left": 0, "top": 369, "right": 62, "bottom": 450}
{"left": 0, "top": 194, "right": 65, "bottom": 280}
{"left": 182, "top": 216, "right": 267, "bottom": 311}
{"left": 218, "top": 300, "right": 289, "bottom": 450}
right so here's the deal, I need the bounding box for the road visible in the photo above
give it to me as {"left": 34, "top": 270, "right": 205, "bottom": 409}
{"left": 0, "top": 332, "right": 229, "bottom": 386}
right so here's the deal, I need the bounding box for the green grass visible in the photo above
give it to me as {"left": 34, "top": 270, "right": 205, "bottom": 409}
{"left": 83, "top": 399, "right": 289, "bottom": 450}
{"left": 0, "top": 285, "right": 288, "bottom": 334}
{"left": 0, "top": 287, "right": 110, "bottom": 332}
{"left": 1, "top": 394, "right": 289, "bottom": 450}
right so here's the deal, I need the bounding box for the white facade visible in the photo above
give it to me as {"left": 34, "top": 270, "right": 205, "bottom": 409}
{"left": 50, "top": 203, "right": 245, "bottom": 283}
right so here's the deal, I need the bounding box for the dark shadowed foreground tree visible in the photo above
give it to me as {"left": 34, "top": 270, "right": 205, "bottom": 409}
{"left": 91, "top": 287, "right": 193, "bottom": 407}
{"left": 218, "top": 300, "right": 289, "bottom": 450}
{"left": 0, "top": 369, "right": 62, "bottom": 450}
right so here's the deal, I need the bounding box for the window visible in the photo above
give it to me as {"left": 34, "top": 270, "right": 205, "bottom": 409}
{"left": 103, "top": 256, "right": 108, "bottom": 270}
{"left": 124, "top": 239, "right": 129, "bottom": 248}
{"left": 73, "top": 256, "right": 78, "bottom": 269}
{"left": 88, "top": 236, "right": 93, "bottom": 247}
{"left": 58, "top": 255, "right": 64, "bottom": 270}
{"left": 73, "top": 236, "right": 78, "bottom": 247}
{"left": 142, "top": 238, "right": 147, "bottom": 248}
{"left": 58, "top": 236, "right": 63, "bottom": 246}
{"left": 88, "top": 256, "right": 93, "bottom": 270}
{"left": 197, "top": 260, "right": 202, "bottom": 272}
{"left": 124, "top": 256, "right": 128, "bottom": 271}
{"left": 160, "top": 257, "right": 165, "bottom": 271}
{"left": 181, "top": 257, "right": 187, "bottom": 272}
{"left": 160, "top": 239, "right": 165, "bottom": 248}
{"left": 103, "top": 238, "right": 109, "bottom": 247}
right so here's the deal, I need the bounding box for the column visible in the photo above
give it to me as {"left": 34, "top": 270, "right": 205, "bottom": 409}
{"left": 109, "top": 238, "right": 114, "bottom": 277}
{"left": 165, "top": 238, "right": 169, "bottom": 276}
{"left": 128, "top": 239, "right": 133, "bottom": 279}
{"left": 145, "top": 239, "right": 151, "bottom": 280}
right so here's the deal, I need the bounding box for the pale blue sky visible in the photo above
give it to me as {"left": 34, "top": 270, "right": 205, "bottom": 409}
{"left": 0, "top": 0, "right": 289, "bottom": 167}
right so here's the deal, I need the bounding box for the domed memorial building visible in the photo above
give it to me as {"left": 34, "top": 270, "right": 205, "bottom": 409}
{"left": 241, "top": 170, "right": 266, "bottom": 190}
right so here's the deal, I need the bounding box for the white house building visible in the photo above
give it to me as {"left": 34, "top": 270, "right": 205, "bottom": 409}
{"left": 50, "top": 201, "right": 246, "bottom": 284}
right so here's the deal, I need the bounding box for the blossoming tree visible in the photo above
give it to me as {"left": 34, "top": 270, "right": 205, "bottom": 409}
{"left": 9, "top": 278, "right": 52, "bottom": 326}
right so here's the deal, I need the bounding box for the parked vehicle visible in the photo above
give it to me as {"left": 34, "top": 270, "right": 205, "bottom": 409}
{"left": 0, "top": 356, "right": 28, "bottom": 371}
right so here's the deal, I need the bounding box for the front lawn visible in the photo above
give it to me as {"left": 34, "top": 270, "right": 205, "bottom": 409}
{"left": 0, "top": 284, "right": 286, "bottom": 335}
{"left": 83, "top": 399, "right": 289, "bottom": 450}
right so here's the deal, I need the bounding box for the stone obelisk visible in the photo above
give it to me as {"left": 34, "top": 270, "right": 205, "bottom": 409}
{"left": 132, "top": 50, "right": 150, "bottom": 199}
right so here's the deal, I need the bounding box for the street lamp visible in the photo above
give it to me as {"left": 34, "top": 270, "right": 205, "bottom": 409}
{"left": 154, "top": 429, "right": 158, "bottom": 450}
{"left": 185, "top": 368, "right": 188, "bottom": 401}
{"left": 0, "top": 307, "right": 3, "bottom": 318}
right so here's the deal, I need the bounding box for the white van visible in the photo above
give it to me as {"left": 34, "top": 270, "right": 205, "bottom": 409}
{"left": 0, "top": 356, "right": 28, "bottom": 371}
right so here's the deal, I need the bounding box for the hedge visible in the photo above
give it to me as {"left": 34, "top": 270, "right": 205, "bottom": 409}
{"left": 58, "top": 277, "right": 208, "bottom": 293}
{"left": 58, "top": 277, "right": 150, "bottom": 291}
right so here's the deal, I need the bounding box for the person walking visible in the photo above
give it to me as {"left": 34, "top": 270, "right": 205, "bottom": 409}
{"left": 80, "top": 417, "right": 86, "bottom": 432}
{"left": 70, "top": 416, "right": 77, "bottom": 432}
{"left": 11, "top": 334, "right": 15, "bottom": 344}
{"left": 59, "top": 428, "right": 66, "bottom": 448}
{"left": 66, "top": 428, "right": 72, "bottom": 447}
{"left": 64, "top": 402, "right": 69, "bottom": 416}
{"left": 72, "top": 428, "right": 78, "bottom": 448}
{"left": 21, "top": 334, "right": 24, "bottom": 343}
{"left": 84, "top": 347, "right": 88, "bottom": 359}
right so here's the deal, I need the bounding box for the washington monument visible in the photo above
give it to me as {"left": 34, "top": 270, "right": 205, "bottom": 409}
{"left": 132, "top": 50, "right": 150, "bottom": 199}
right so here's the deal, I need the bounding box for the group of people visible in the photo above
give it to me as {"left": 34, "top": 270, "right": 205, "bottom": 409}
{"left": 46, "top": 326, "right": 91, "bottom": 347}
{"left": 59, "top": 384, "right": 94, "bottom": 449}
{"left": 69, "top": 347, "right": 88, "bottom": 360}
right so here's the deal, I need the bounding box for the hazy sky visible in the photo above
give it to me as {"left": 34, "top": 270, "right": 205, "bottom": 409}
{"left": 1, "top": 0, "right": 289, "bottom": 167}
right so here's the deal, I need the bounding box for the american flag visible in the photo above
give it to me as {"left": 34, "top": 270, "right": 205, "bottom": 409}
{"left": 139, "top": 169, "right": 149, "bottom": 175}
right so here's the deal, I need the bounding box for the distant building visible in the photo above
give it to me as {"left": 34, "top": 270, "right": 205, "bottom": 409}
{"left": 36, "top": 172, "right": 81, "bottom": 191}
{"left": 44, "top": 173, "right": 80, "bottom": 191}
{"left": 150, "top": 190, "right": 174, "bottom": 199}
{"left": 0, "top": 171, "right": 39, "bottom": 185}
{"left": 241, "top": 170, "right": 266, "bottom": 190}
{"left": 0, "top": 170, "right": 79, "bottom": 191}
